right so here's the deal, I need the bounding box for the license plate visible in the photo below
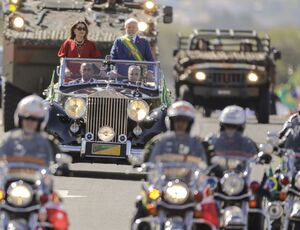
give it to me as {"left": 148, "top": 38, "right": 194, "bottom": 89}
{"left": 92, "top": 143, "right": 121, "bottom": 156}
{"left": 217, "top": 89, "right": 231, "bottom": 95}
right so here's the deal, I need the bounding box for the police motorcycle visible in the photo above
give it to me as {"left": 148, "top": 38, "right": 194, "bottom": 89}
{"left": 209, "top": 148, "right": 271, "bottom": 230}
{"left": 0, "top": 154, "right": 71, "bottom": 230}
{"left": 131, "top": 154, "right": 219, "bottom": 230}
{"left": 260, "top": 132, "right": 300, "bottom": 230}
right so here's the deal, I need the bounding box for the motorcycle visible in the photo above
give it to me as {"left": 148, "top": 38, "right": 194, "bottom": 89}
{"left": 0, "top": 156, "right": 56, "bottom": 230}
{"left": 132, "top": 154, "right": 219, "bottom": 230}
{"left": 210, "top": 150, "right": 271, "bottom": 230}
{"left": 262, "top": 131, "right": 300, "bottom": 230}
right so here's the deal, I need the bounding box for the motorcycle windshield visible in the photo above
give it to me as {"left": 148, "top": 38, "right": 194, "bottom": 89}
{"left": 149, "top": 154, "right": 207, "bottom": 186}
{"left": 0, "top": 156, "right": 49, "bottom": 181}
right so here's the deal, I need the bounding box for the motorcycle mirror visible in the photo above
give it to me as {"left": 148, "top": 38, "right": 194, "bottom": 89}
{"left": 55, "top": 153, "right": 72, "bottom": 165}
{"left": 259, "top": 143, "right": 273, "bottom": 154}
{"left": 206, "top": 177, "right": 218, "bottom": 190}
{"left": 257, "top": 151, "right": 272, "bottom": 164}
{"left": 266, "top": 131, "right": 280, "bottom": 147}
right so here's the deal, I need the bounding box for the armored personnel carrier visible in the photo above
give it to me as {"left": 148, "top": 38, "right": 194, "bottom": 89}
{"left": 2, "top": 0, "right": 172, "bottom": 131}
{"left": 173, "top": 29, "right": 281, "bottom": 123}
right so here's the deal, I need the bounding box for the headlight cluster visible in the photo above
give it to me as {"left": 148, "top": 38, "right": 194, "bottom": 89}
{"left": 127, "top": 99, "right": 149, "bottom": 122}
{"left": 221, "top": 173, "right": 244, "bottom": 196}
{"left": 64, "top": 97, "right": 86, "bottom": 119}
{"left": 247, "top": 72, "right": 259, "bottom": 82}
{"left": 7, "top": 181, "right": 33, "bottom": 207}
{"left": 195, "top": 71, "right": 206, "bottom": 81}
{"left": 164, "top": 181, "right": 189, "bottom": 204}
{"left": 9, "top": 14, "right": 25, "bottom": 30}
{"left": 143, "top": 0, "right": 157, "bottom": 14}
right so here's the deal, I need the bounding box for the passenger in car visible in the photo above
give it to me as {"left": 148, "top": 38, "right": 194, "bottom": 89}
{"left": 197, "top": 39, "right": 210, "bottom": 51}
{"left": 128, "top": 65, "right": 142, "bottom": 83}
{"left": 69, "top": 63, "right": 101, "bottom": 84}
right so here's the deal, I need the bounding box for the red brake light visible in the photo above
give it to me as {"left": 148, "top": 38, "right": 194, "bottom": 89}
{"left": 39, "top": 194, "right": 49, "bottom": 204}
{"left": 280, "top": 175, "right": 289, "bottom": 186}
{"left": 250, "top": 181, "right": 260, "bottom": 194}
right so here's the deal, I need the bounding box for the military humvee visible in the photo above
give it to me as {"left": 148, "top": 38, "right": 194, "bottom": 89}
{"left": 173, "top": 29, "right": 281, "bottom": 124}
{"left": 1, "top": 0, "right": 172, "bottom": 131}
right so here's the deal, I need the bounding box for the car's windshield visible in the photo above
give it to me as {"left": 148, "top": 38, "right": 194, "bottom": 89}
{"left": 60, "top": 58, "right": 160, "bottom": 90}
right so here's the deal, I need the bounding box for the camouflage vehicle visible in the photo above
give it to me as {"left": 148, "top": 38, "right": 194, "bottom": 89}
{"left": 173, "top": 29, "right": 281, "bottom": 123}
{"left": 1, "top": 0, "right": 172, "bottom": 131}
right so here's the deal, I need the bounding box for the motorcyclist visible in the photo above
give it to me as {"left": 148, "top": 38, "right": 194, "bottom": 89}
{"left": 278, "top": 110, "right": 300, "bottom": 145}
{"left": 133, "top": 101, "right": 213, "bottom": 229}
{"left": 146, "top": 100, "right": 207, "bottom": 163}
{"left": 0, "top": 95, "right": 59, "bottom": 165}
{"left": 206, "top": 105, "right": 257, "bottom": 169}
{"left": 0, "top": 95, "right": 69, "bottom": 230}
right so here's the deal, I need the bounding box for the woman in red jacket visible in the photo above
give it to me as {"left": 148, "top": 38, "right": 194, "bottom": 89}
{"left": 58, "top": 20, "right": 101, "bottom": 58}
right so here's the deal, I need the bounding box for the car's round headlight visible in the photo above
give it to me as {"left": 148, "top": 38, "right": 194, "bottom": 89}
{"left": 221, "top": 173, "right": 245, "bottom": 196}
{"left": 195, "top": 71, "right": 206, "bottom": 81}
{"left": 12, "top": 16, "right": 25, "bottom": 29}
{"left": 247, "top": 72, "right": 258, "bottom": 82}
{"left": 138, "top": 21, "right": 149, "bottom": 32}
{"left": 294, "top": 172, "right": 300, "bottom": 189}
{"left": 98, "top": 126, "right": 115, "bottom": 142}
{"left": 7, "top": 181, "right": 33, "bottom": 207}
{"left": 64, "top": 97, "right": 86, "bottom": 119}
{"left": 164, "top": 181, "right": 189, "bottom": 204}
{"left": 127, "top": 100, "right": 149, "bottom": 122}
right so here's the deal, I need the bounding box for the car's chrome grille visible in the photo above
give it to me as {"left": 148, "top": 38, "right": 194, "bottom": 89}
{"left": 208, "top": 70, "right": 245, "bottom": 85}
{"left": 86, "top": 97, "right": 128, "bottom": 142}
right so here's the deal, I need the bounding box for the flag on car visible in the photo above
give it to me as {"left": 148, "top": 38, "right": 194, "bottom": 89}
{"left": 161, "top": 79, "right": 172, "bottom": 107}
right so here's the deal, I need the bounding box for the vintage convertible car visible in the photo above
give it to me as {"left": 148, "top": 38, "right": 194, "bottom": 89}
{"left": 44, "top": 57, "right": 168, "bottom": 164}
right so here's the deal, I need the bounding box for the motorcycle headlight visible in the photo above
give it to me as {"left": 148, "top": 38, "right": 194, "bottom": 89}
{"left": 164, "top": 181, "right": 189, "bottom": 204}
{"left": 7, "top": 181, "right": 33, "bottom": 207}
{"left": 98, "top": 126, "right": 115, "bottom": 142}
{"left": 221, "top": 173, "right": 245, "bottom": 196}
{"left": 267, "top": 201, "right": 283, "bottom": 220}
{"left": 127, "top": 100, "right": 149, "bottom": 122}
{"left": 64, "top": 97, "right": 86, "bottom": 119}
{"left": 294, "top": 172, "right": 300, "bottom": 189}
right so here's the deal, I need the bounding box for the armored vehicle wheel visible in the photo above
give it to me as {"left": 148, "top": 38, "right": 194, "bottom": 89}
{"left": 179, "top": 85, "right": 193, "bottom": 104}
{"left": 256, "top": 87, "right": 270, "bottom": 124}
{"left": 2, "top": 81, "right": 29, "bottom": 132}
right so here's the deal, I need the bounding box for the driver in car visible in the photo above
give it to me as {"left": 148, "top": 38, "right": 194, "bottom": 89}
{"left": 69, "top": 62, "right": 107, "bottom": 84}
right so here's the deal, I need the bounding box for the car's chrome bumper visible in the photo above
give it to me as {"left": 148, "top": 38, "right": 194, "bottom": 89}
{"left": 59, "top": 141, "right": 143, "bottom": 158}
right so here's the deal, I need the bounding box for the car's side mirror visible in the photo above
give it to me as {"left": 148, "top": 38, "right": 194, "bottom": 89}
{"left": 173, "top": 49, "right": 178, "bottom": 56}
{"left": 163, "top": 6, "right": 173, "bottom": 24}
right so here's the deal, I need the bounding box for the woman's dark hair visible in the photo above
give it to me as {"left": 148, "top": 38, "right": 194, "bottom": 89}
{"left": 69, "top": 20, "right": 89, "bottom": 40}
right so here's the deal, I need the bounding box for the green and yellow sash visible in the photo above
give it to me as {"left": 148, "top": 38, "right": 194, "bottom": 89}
{"left": 122, "top": 35, "right": 144, "bottom": 61}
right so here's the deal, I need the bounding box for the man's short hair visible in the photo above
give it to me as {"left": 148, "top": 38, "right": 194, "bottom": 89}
{"left": 125, "top": 18, "right": 138, "bottom": 27}
{"left": 128, "top": 65, "right": 141, "bottom": 74}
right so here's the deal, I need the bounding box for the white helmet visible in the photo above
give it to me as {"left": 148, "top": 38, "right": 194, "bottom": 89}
{"left": 165, "top": 100, "right": 196, "bottom": 132}
{"left": 219, "top": 105, "right": 246, "bottom": 131}
{"left": 14, "top": 95, "right": 49, "bottom": 130}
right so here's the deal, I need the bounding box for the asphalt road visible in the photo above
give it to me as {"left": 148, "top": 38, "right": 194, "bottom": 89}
{"left": 50, "top": 112, "right": 285, "bottom": 230}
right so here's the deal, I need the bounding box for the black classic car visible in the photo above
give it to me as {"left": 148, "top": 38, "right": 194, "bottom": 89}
{"left": 44, "top": 57, "right": 168, "bottom": 164}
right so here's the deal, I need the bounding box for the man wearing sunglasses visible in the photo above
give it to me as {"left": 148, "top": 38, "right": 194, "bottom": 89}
{"left": 0, "top": 95, "right": 59, "bottom": 167}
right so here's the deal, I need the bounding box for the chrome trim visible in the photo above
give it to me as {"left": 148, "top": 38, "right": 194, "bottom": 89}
{"left": 0, "top": 203, "right": 40, "bottom": 213}
{"left": 59, "top": 145, "right": 81, "bottom": 152}
{"left": 214, "top": 192, "right": 250, "bottom": 200}
{"left": 86, "top": 97, "right": 128, "bottom": 143}
{"left": 289, "top": 188, "right": 300, "bottom": 196}
{"left": 158, "top": 201, "right": 196, "bottom": 210}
